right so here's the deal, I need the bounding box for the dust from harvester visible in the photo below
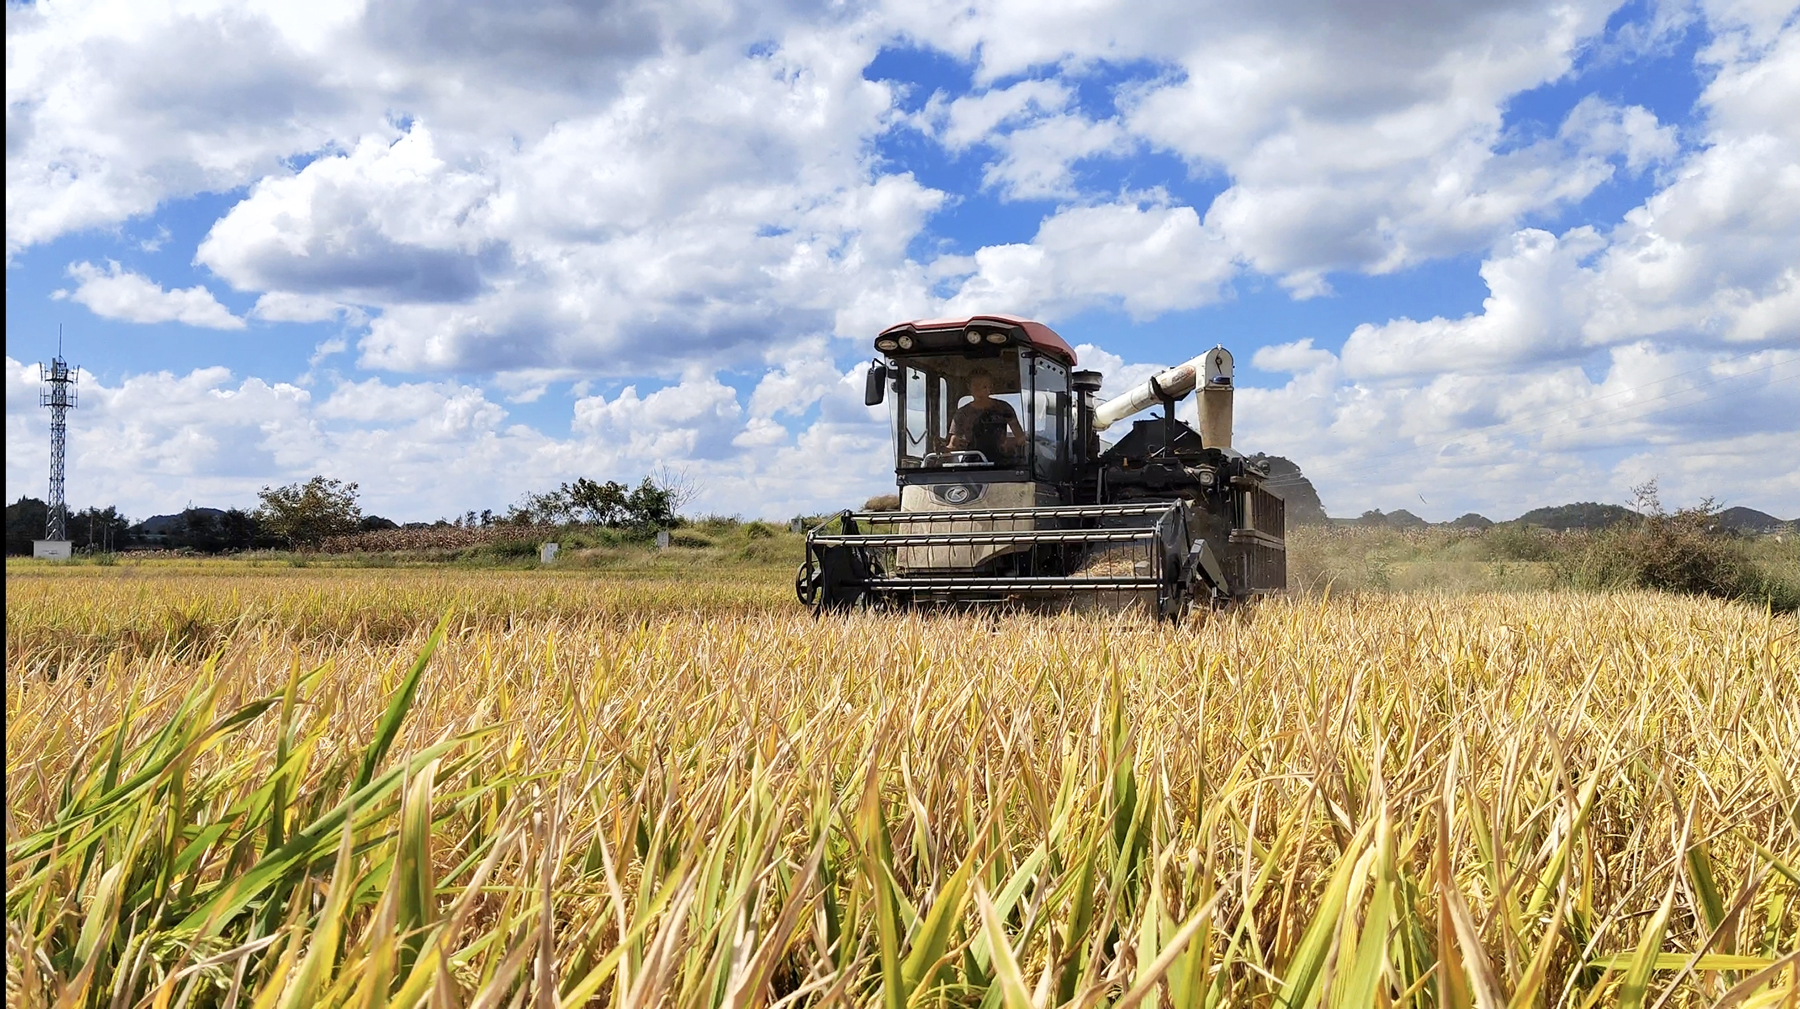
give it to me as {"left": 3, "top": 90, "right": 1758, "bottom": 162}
{"left": 6, "top": 566, "right": 1797, "bottom": 1007}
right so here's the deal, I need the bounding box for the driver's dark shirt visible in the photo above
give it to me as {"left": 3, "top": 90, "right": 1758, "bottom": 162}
{"left": 949, "top": 399, "right": 1021, "bottom": 462}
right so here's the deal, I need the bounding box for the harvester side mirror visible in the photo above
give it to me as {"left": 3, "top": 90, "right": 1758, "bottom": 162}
{"left": 864, "top": 361, "right": 889, "bottom": 406}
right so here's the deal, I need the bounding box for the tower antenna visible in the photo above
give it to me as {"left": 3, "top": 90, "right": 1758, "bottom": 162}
{"left": 39, "top": 335, "right": 78, "bottom": 543}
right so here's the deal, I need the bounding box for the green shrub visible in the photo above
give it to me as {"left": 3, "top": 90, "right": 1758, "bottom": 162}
{"left": 453, "top": 539, "right": 539, "bottom": 563}
{"left": 1284, "top": 515, "right": 1794, "bottom": 608}
{"left": 561, "top": 527, "right": 649, "bottom": 549}
{"left": 734, "top": 537, "right": 797, "bottom": 564}
{"left": 1564, "top": 502, "right": 1795, "bottom": 610}
{"left": 489, "top": 539, "right": 540, "bottom": 559}
{"left": 1479, "top": 523, "right": 1558, "bottom": 562}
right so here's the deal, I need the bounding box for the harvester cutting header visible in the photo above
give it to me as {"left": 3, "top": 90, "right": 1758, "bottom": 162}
{"left": 797, "top": 314, "right": 1286, "bottom": 619}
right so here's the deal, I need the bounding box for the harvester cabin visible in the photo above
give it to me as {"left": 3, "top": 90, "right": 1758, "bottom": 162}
{"left": 872, "top": 315, "right": 1076, "bottom": 485}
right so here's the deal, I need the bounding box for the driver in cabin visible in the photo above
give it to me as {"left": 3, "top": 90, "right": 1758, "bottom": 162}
{"left": 947, "top": 373, "right": 1025, "bottom": 462}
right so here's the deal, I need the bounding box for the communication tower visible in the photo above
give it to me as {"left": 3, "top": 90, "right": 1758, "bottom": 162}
{"left": 39, "top": 337, "right": 79, "bottom": 542}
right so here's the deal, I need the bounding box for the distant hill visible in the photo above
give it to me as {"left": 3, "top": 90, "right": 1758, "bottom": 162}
{"left": 1715, "top": 506, "right": 1793, "bottom": 533}
{"left": 1349, "top": 508, "right": 1428, "bottom": 529}
{"left": 134, "top": 507, "right": 225, "bottom": 535}
{"left": 1382, "top": 508, "right": 1428, "bottom": 528}
{"left": 1514, "top": 502, "right": 1636, "bottom": 530}
{"left": 1253, "top": 454, "right": 1328, "bottom": 525}
{"left": 1319, "top": 499, "right": 1793, "bottom": 533}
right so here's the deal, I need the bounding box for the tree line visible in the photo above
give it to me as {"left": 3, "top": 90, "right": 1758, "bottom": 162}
{"left": 6, "top": 471, "right": 694, "bottom": 555}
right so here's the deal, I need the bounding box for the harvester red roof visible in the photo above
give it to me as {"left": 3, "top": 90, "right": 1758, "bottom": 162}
{"left": 878, "top": 314, "right": 1077, "bottom": 366}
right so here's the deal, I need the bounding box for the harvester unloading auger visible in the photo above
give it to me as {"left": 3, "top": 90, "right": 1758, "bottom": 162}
{"left": 796, "top": 315, "right": 1286, "bottom": 620}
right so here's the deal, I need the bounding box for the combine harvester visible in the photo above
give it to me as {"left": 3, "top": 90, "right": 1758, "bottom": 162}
{"left": 797, "top": 315, "right": 1286, "bottom": 620}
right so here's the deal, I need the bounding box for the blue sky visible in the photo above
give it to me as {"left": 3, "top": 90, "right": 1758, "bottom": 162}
{"left": 6, "top": 0, "right": 1797, "bottom": 522}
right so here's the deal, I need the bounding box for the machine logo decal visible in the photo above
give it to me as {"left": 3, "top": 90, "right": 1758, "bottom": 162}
{"left": 936, "top": 483, "right": 982, "bottom": 505}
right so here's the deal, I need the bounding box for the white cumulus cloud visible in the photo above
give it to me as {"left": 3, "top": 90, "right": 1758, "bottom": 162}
{"left": 60, "top": 261, "right": 244, "bottom": 329}
{"left": 573, "top": 374, "right": 746, "bottom": 461}
{"left": 942, "top": 198, "right": 1235, "bottom": 320}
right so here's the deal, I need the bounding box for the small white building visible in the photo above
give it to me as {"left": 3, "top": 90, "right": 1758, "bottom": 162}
{"left": 32, "top": 540, "right": 73, "bottom": 559}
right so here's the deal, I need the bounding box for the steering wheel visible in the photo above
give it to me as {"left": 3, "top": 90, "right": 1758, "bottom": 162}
{"left": 923, "top": 450, "right": 992, "bottom": 467}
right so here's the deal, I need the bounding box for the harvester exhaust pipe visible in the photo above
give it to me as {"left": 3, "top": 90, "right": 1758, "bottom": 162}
{"left": 1092, "top": 345, "right": 1234, "bottom": 449}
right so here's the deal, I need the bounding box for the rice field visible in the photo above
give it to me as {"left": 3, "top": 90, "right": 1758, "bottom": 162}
{"left": 6, "top": 564, "right": 1798, "bottom": 1008}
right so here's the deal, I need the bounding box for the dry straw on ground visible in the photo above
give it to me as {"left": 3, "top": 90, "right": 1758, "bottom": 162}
{"left": 6, "top": 567, "right": 1798, "bottom": 1008}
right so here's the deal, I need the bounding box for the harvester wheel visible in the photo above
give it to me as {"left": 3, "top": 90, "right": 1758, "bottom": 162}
{"left": 794, "top": 562, "right": 821, "bottom": 607}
